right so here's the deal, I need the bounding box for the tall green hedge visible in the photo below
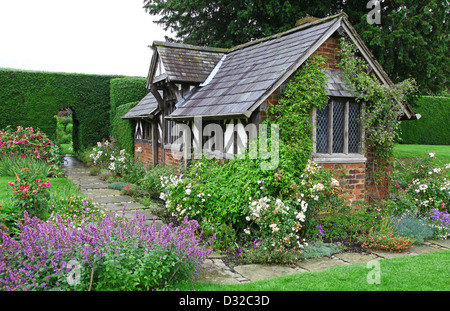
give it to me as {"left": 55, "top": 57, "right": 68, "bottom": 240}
{"left": 111, "top": 102, "right": 138, "bottom": 155}
{"left": 399, "top": 96, "right": 450, "bottom": 145}
{"left": 109, "top": 77, "right": 147, "bottom": 153}
{"left": 0, "top": 68, "right": 123, "bottom": 151}
{"left": 0, "top": 69, "right": 148, "bottom": 153}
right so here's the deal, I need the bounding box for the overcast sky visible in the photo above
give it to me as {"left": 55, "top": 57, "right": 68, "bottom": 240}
{"left": 0, "top": 0, "right": 171, "bottom": 77}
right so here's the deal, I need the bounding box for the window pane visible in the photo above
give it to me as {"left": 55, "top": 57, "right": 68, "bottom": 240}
{"left": 332, "top": 100, "right": 344, "bottom": 153}
{"left": 316, "top": 104, "right": 328, "bottom": 153}
{"left": 349, "top": 101, "right": 360, "bottom": 153}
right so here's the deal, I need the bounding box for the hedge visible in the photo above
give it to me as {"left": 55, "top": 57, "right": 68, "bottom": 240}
{"left": 109, "top": 77, "right": 147, "bottom": 152}
{"left": 0, "top": 68, "right": 147, "bottom": 152}
{"left": 399, "top": 96, "right": 450, "bottom": 145}
{"left": 111, "top": 101, "right": 138, "bottom": 155}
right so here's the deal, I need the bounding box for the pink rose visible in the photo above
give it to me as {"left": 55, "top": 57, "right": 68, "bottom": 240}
{"left": 45, "top": 181, "right": 51, "bottom": 188}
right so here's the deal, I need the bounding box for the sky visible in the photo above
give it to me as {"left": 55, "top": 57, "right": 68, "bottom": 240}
{"left": 0, "top": 0, "right": 172, "bottom": 77}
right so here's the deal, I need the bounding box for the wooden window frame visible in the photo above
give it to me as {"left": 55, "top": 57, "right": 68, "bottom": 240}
{"left": 311, "top": 98, "right": 366, "bottom": 164}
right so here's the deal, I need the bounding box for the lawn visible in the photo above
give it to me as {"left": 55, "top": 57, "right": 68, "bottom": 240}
{"left": 394, "top": 144, "right": 450, "bottom": 163}
{"left": 177, "top": 250, "right": 450, "bottom": 291}
{"left": 0, "top": 176, "right": 82, "bottom": 202}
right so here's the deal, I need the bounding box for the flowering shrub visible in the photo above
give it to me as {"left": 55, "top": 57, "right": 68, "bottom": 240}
{"left": 48, "top": 195, "right": 107, "bottom": 227}
{"left": 361, "top": 232, "right": 414, "bottom": 252}
{"left": 390, "top": 153, "right": 449, "bottom": 215}
{"left": 159, "top": 157, "right": 345, "bottom": 257}
{"left": 0, "top": 211, "right": 214, "bottom": 291}
{"left": 0, "top": 126, "right": 53, "bottom": 160}
{"left": 8, "top": 167, "right": 52, "bottom": 220}
{"left": 84, "top": 137, "right": 146, "bottom": 183}
{"left": 423, "top": 208, "right": 450, "bottom": 240}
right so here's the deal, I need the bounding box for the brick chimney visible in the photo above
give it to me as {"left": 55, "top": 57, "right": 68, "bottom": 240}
{"left": 295, "top": 16, "right": 320, "bottom": 27}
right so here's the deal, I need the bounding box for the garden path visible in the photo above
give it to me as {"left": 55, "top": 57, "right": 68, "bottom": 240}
{"left": 62, "top": 154, "right": 164, "bottom": 230}
{"left": 61, "top": 155, "right": 450, "bottom": 284}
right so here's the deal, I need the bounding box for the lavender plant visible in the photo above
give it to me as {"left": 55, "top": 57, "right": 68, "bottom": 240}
{"left": 0, "top": 211, "right": 214, "bottom": 291}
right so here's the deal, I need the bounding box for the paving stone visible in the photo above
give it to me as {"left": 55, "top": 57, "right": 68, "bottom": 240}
{"left": 296, "top": 257, "right": 348, "bottom": 271}
{"left": 91, "top": 195, "right": 136, "bottom": 204}
{"left": 408, "top": 245, "right": 443, "bottom": 255}
{"left": 233, "top": 264, "right": 300, "bottom": 282}
{"left": 428, "top": 239, "right": 450, "bottom": 249}
{"left": 334, "top": 252, "right": 379, "bottom": 264}
{"left": 196, "top": 259, "right": 241, "bottom": 285}
{"left": 369, "top": 250, "right": 414, "bottom": 259}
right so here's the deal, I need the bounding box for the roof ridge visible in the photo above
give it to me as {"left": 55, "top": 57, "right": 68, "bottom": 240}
{"left": 230, "top": 13, "right": 347, "bottom": 52}
{"left": 152, "top": 41, "right": 229, "bottom": 53}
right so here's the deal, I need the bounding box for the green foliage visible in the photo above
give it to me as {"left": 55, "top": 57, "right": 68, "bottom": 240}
{"left": 338, "top": 39, "right": 417, "bottom": 180}
{"left": 110, "top": 101, "right": 137, "bottom": 155}
{"left": 109, "top": 77, "right": 147, "bottom": 153}
{"left": 391, "top": 215, "right": 436, "bottom": 245}
{"left": 140, "top": 164, "right": 178, "bottom": 199}
{"left": 388, "top": 154, "right": 449, "bottom": 216}
{"left": 399, "top": 96, "right": 450, "bottom": 145}
{"left": 266, "top": 54, "right": 328, "bottom": 175}
{"left": 8, "top": 167, "right": 52, "bottom": 221}
{"left": 0, "top": 68, "right": 123, "bottom": 151}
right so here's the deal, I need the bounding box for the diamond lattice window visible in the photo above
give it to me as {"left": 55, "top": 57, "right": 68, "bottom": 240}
{"left": 315, "top": 98, "right": 362, "bottom": 154}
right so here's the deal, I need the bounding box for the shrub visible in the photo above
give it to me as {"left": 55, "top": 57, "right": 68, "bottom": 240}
{"left": 48, "top": 195, "right": 107, "bottom": 228}
{"left": 391, "top": 215, "right": 435, "bottom": 244}
{"left": 0, "top": 126, "right": 54, "bottom": 159}
{"left": 389, "top": 153, "right": 449, "bottom": 216}
{"left": 360, "top": 232, "right": 415, "bottom": 252}
{"left": 0, "top": 211, "right": 214, "bottom": 291}
{"left": 160, "top": 157, "right": 345, "bottom": 252}
{"left": 8, "top": 167, "right": 52, "bottom": 220}
{"left": 399, "top": 96, "right": 450, "bottom": 145}
{"left": 423, "top": 208, "right": 450, "bottom": 240}
{"left": 140, "top": 164, "right": 179, "bottom": 199}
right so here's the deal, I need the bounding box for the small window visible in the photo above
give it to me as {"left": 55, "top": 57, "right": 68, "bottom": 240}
{"left": 135, "top": 120, "right": 152, "bottom": 142}
{"left": 314, "top": 98, "right": 363, "bottom": 155}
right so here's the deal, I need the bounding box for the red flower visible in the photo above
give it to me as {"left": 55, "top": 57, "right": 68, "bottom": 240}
{"left": 21, "top": 154, "right": 26, "bottom": 158}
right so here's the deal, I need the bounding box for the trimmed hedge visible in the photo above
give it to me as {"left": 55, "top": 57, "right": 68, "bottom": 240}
{"left": 111, "top": 102, "right": 138, "bottom": 155}
{"left": 0, "top": 68, "right": 122, "bottom": 151}
{"left": 0, "top": 69, "right": 147, "bottom": 153}
{"left": 109, "top": 77, "right": 147, "bottom": 153}
{"left": 399, "top": 96, "right": 450, "bottom": 145}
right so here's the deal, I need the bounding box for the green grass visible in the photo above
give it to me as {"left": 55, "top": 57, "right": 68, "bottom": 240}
{"left": 394, "top": 144, "right": 450, "bottom": 164}
{"left": 0, "top": 176, "right": 83, "bottom": 202}
{"left": 60, "top": 143, "right": 74, "bottom": 154}
{"left": 177, "top": 250, "right": 450, "bottom": 291}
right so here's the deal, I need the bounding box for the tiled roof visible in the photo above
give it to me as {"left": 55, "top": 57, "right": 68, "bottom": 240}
{"left": 152, "top": 41, "right": 227, "bottom": 84}
{"left": 121, "top": 91, "right": 160, "bottom": 119}
{"left": 168, "top": 15, "right": 343, "bottom": 119}
{"left": 324, "top": 69, "right": 354, "bottom": 97}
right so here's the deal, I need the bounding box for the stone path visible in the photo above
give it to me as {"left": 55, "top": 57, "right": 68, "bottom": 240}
{"left": 62, "top": 155, "right": 450, "bottom": 285}
{"left": 62, "top": 155, "right": 164, "bottom": 230}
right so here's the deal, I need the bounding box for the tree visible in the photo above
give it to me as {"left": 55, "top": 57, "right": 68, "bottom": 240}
{"left": 143, "top": 0, "right": 449, "bottom": 95}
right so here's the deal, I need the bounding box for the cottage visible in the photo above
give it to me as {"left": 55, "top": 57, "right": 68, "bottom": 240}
{"left": 122, "top": 13, "right": 419, "bottom": 203}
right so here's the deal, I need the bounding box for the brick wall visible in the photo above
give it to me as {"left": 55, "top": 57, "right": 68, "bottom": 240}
{"left": 313, "top": 35, "right": 340, "bottom": 69}
{"left": 320, "top": 163, "right": 366, "bottom": 204}
{"left": 135, "top": 140, "right": 183, "bottom": 167}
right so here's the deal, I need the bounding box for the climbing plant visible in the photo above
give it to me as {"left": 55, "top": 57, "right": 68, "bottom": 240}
{"left": 265, "top": 54, "right": 329, "bottom": 177}
{"left": 337, "top": 39, "right": 417, "bottom": 179}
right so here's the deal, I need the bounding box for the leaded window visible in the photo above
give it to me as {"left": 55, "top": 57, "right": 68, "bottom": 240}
{"left": 315, "top": 98, "right": 362, "bottom": 155}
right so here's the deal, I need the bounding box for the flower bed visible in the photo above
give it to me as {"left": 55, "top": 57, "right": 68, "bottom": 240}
{"left": 0, "top": 211, "right": 214, "bottom": 291}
